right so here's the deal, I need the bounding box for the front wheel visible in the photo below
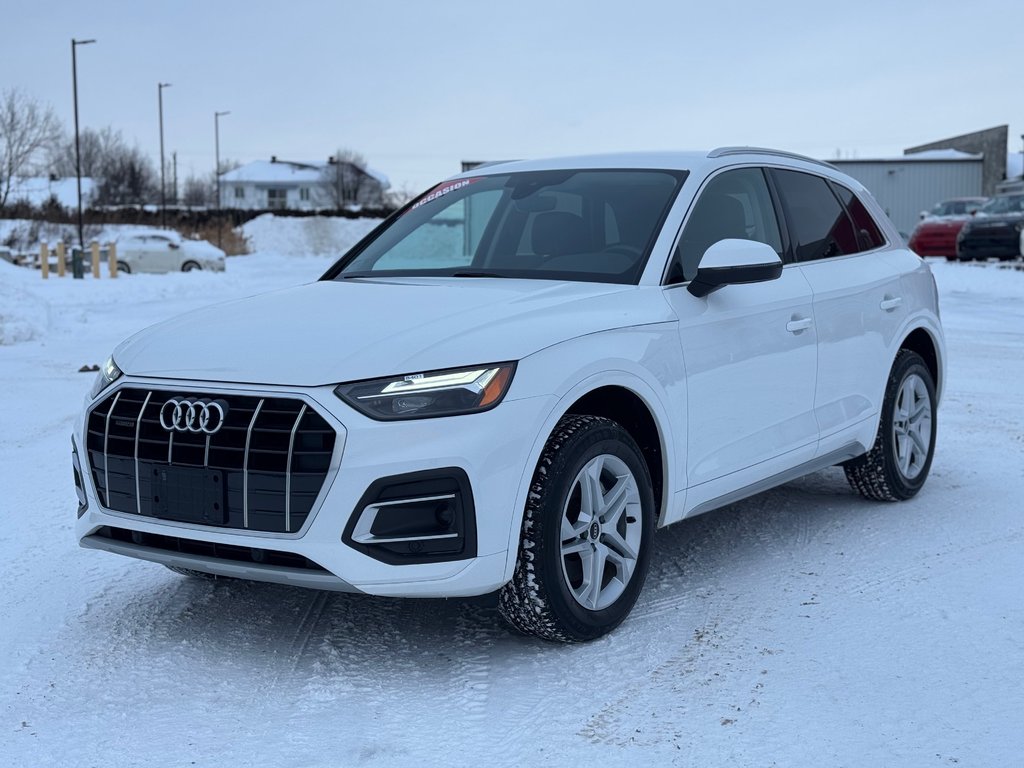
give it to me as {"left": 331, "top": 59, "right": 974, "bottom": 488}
{"left": 844, "top": 349, "right": 937, "bottom": 501}
{"left": 499, "top": 415, "right": 655, "bottom": 642}
{"left": 182, "top": 260, "right": 201, "bottom": 272}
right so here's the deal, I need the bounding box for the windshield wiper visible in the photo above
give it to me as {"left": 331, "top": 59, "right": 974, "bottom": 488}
{"left": 450, "top": 271, "right": 508, "bottom": 278}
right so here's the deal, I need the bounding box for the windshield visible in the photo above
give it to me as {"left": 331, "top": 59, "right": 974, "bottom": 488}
{"left": 978, "top": 195, "right": 1024, "bottom": 216}
{"left": 325, "top": 169, "right": 686, "bottom": 284}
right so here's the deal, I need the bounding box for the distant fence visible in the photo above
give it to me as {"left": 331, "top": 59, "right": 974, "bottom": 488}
{"left": 0, "top": 205, "right": 396, "bottom": 231}
{"left": 31, "top": 241, "right": 120, "bottom": 280}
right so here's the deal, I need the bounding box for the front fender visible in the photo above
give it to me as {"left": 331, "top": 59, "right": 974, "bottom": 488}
{"left": 499, "top": 324, "right": 686, "bottom": 583}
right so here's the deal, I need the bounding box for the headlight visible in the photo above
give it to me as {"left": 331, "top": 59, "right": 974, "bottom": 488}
{"left": 335, "top": 363, "right": 516, "bottom": 420}
{"left": 89, "top": 355, "right": 122, "bottom": 399}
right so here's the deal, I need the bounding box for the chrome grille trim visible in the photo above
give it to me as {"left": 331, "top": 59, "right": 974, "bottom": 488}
{"left": 242, "top": 398, "right": 265, "bottom": 530}
{"left": 133, "top": 391, "right": 153, "bottom": 516}
{"left": 284, "top": 403, "right": 308, "bottom": 534}
{"left": 102, "top": 390, "right": 122, "bottom": 506}
{"left": 86, "top": 386, "right": 340, "bottom": 536}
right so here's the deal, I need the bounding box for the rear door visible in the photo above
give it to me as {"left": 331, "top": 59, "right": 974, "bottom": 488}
{"left": 769, "top": 169, "right": 906, "bottom": 454}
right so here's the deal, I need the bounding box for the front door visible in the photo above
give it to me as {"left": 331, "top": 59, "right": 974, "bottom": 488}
{"left": 662, "top": 167, "right": 820, "bottom": 502}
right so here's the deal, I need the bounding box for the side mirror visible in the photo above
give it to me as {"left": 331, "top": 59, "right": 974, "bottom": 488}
{"left": 168, "top": 242, "right": 180, "bottom": 250}
{"left": 687, "top": 239, "right": 783, "bottom": 298}
{"left": 919, "top": 210, "right": 929, "bottom": 220}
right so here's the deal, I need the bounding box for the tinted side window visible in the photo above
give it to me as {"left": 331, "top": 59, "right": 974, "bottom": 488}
{"left": 771, "top": 169, "right": 857, "bottom": 262}
{"left": 831, "top": 182, "right": 886, "bottom": 251}
{"left": 670, "top": 167, "right": 782, "bottom": 283}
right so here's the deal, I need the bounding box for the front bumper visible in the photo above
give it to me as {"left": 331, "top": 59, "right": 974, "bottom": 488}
{"left": 75, "top": 377, "right": 553, "bottom": 597}
{"left": 957, "top": 228, "right": 1023, "bottom": 260}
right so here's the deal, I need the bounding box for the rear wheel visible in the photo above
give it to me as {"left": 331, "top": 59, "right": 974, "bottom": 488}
{"left": 499, "top": 415, "right": 655, "bottom": 642}
{"left": 116, "top": 261, "right": 131, "bottom": 274}
{"left": 844, "top": 350, "right": 937, "bottom": 501}
{"left": 182, "top": 260, "right": 201, "bottom": 272}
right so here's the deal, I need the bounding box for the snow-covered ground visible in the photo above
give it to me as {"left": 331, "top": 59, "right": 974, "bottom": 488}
{"left": 1, "top": 244, "right": 1022, "bottom": 766}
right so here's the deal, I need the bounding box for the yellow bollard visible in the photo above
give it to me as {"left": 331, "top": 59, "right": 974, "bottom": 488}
{"left": 91, "top": 241, "right": 100, "bottom": 279}
{"left": 56, "top": 241, "right": 66, "bottom": 277}
{"left": 40, "top": 243, "right": 49, "bottom": 279}
{"left": 108, "top": 242, "right": 118, "bottom": 278}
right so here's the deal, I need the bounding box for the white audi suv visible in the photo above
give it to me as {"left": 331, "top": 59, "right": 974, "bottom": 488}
{"left": 73, "top": 148, "right": 944, "bottom": 641}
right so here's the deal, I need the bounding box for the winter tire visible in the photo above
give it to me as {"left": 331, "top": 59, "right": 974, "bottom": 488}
{"left": 844, "top": 349, "right": 937, "bottom": 501}
{"left": 116, "top": 261, "right": 131, "bottom": 274}
{"left": 182, "top": 261, "right": 201, "bottom": 272}
{"left": 499, "top": 414, "right": 655, "bottom": 642}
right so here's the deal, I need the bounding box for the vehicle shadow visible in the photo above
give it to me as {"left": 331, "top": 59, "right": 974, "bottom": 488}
{"left": 71, "top": 466, "right": 891, "bottom": 672}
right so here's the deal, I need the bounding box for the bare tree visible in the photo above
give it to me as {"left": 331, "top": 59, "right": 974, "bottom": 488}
{"left": 99, "top": 145, "right": 158, "bottom": 205}
{"left": 0, "top": 89, "right": 62, "bottom": 209}
{"left": 321, "top": 148, "right": 374, "bottom": 208}
{"left": 48, "top": 125, "right": 158, "bottom": 206}
{"left": 48, "top": 125, "right": 124, "bottom": 178}
{"left": 182, "top": 174, "right": 212, "bottom": 207}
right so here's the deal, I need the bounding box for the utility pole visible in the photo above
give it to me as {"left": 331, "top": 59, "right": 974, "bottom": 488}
{"left": 71, "top": 38, "right": 96, "bottom": 251}
{"left": 214, "top": 110, "right": 229, "bottom": 248}
{"left": 172, "top": 151, "right": 177, "bottom": 206}
{"left": 158, "top": 82, "right": 171, "bottom": 228}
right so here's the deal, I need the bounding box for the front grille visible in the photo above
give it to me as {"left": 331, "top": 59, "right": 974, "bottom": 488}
{"left": 86, "top": 387, "right": 337, "bottom": 533}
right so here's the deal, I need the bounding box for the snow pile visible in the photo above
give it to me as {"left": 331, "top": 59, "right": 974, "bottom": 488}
{"left": 0, "top": 261, "right": 48, "bottom": 345}
{"left": 241, "top": 213, "right": 381, "bottom": 257}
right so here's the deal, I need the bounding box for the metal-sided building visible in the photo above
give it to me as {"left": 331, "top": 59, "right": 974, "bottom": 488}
{"left": 830, "top": 150, "right": 983, "bottom": 239}
{"left": 828, "top": 125, "right": 1012, "bottom": 239}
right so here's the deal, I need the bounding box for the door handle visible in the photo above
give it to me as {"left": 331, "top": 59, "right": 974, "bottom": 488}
{"left": 786, "top": 317, "right": 813, "bottom": 333}
{"left": 880, "top": 296, "right": 903, "bottom": 311}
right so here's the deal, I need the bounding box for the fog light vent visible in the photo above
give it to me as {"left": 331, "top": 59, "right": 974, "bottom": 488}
{"left": 73, "top": 438, "right": 89, "bottom": 518}
{"left": 343, "top": 469, "right": 476, "bottom": 565}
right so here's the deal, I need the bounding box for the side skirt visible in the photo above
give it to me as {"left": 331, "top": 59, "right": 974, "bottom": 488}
{"left": 682, "top": 443, "right": 866, "bottom": 519}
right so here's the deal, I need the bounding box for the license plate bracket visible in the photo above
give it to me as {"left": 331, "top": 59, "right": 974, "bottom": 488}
{"left": 147, "top": 464, "right": 227, "bottom": 525}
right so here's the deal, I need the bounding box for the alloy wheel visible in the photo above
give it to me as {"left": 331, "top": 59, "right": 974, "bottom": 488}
{"left": 559, "top": 453, "right": 643, "bottom": 611}
{"left": 892, "top": 372, "right": 932, "bottom": 480}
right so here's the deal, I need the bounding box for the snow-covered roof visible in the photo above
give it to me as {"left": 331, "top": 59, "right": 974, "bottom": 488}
{"left": 833, "top": 149, "right": 983, "bottom": 164}
{"left": 220, "top": 160, "right": 324, "bottom": 184}
{"left": 221, "top": 159, "right": 389, "bottom": 188}
{"left": 903, "top": 149, "right": 983, "bottom": 161}
{"left": 6, "top": 176, "right": 97, "bottom": 208}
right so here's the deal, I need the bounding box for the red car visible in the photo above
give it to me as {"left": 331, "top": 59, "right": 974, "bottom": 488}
{"left": 908, "top": 197, "right": 987, "bottom": 259}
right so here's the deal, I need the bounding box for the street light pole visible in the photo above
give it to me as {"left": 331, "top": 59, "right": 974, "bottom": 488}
{"left": 214, "top": 110, "right": 229, "bottom": 248}
{"left": 71, "top": 38, "right": 95, "bottom": 251}
{"left": 158, "top": 82, "right": 171, "bottom": 228}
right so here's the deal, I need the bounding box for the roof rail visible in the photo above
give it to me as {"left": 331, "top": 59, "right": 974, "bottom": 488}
{"left": 707, "top": 146, "right": 835, "bottom": 169}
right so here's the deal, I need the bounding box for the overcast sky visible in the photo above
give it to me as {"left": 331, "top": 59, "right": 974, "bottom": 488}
{"left": 4, "top": 0, "right": 1021, "bottom": 193}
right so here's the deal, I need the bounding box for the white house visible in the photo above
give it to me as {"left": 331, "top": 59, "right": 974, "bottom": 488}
{"left": 219, "top": 157, "right": 389, "bottom": 210}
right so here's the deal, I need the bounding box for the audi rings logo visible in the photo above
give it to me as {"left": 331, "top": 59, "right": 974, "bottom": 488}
{"left": 159, "top": 398, "right": 228, "bottom": 435}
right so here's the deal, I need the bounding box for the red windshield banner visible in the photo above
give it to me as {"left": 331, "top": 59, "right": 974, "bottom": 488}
{"left": 409, "top": 177, "right": 481, "bottom": 212}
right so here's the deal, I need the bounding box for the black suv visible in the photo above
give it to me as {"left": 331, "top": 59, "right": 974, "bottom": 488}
{"left": 956, "top": 194, "right": 1024, "bottom": 261}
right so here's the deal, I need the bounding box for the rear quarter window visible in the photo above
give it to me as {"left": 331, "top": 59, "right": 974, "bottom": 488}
{"left": 830, "top": 182, "right": 886, "bottom": 251}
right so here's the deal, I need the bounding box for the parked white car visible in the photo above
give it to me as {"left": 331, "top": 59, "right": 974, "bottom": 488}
{"left": 74, "top": 148, "right": 944, "bottom": 642}
{"left": 114, "top": 230, "right": 225, "bottom": 274}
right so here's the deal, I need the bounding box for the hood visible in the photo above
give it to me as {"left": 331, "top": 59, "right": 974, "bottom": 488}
{"left": 967, "top": 212, "right": 1024, "bottom": 226}
{"left": 114, "top": 277, "right": 674, "bottom": 386}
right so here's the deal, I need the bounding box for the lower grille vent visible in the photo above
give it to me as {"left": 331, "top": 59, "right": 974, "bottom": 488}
{"left": 95, "top": 526, "right": 328, "bottom": 571}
